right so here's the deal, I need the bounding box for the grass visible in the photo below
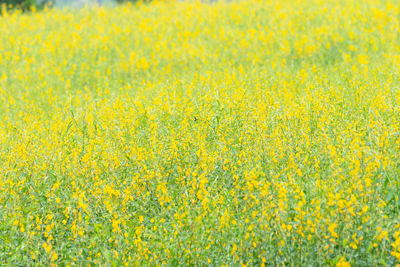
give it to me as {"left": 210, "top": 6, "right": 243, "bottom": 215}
{"left": 0, "top": 0, "right": 400, "bottom": 265}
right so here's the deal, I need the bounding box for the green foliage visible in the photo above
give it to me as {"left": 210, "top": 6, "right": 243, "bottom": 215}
{"left": 0, "top": 0, "right": 50, "bottom": 11}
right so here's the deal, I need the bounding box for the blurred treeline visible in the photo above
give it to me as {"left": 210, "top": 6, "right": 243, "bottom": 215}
{"left": 1, "top": 0, "right": 42, "bottom": 10}
{"left": 0, "top": 0, "right": 138, "bottom": 11}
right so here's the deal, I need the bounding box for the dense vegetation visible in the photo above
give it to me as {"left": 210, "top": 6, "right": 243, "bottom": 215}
{"left": 0, "top": 0, "right": 44, "bottom": 10}
{"left": 0, "top": 0, "right": 400, "bottom": 265}
{"left": 0, "top": 0, "right": 142, "bottom": 11}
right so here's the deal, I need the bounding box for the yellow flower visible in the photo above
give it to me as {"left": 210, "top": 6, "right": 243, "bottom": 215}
{"left": 43, "top": 243, "right": 52, "bottom": 253}
{"left": 336, "top": 257, "right": 351, "bottom": 267}
{"left": 51, "top": 252, "right": 58, "bottom": 262}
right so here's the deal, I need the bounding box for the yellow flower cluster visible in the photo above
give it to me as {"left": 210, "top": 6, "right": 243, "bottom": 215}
{"left": 0, "top": 0, "right": 400, "bottom": 265}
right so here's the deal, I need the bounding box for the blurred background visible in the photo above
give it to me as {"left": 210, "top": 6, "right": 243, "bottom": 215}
{"left": 0, "top": 0, "right": 136, "bottom": 10}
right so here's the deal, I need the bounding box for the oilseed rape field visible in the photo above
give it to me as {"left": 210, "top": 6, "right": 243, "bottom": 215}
{"left": 1, "top": 0, "right": 400, "bottom": 265}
